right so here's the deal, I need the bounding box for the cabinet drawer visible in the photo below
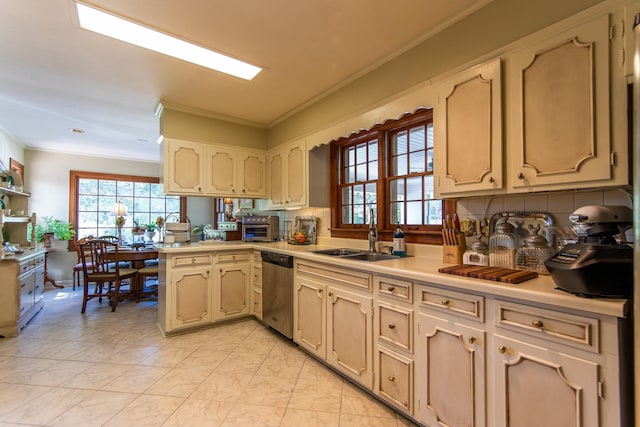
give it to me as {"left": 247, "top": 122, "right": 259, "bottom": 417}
{"left": 217, "top": 252, "right": 250, "bottom": 264}
{"left": 495, "top": 300, "right": 599, "bottom": 352}
{"left": 171, "top": 254, "right": 213, "bottom": 268}
{"left": 418, "top": 284, "right": 483, "bottom": 322}
{"left": 377, "top": 302, "right": 413, "bottom": 353}
{"left": 296, "top": 260, "right": 371, "bottom": 291}
{"left": 375, "top": 276, "right": 413, "bottom": 303}
{"left": 377, "top": 347, "right": 413, "bottom": 413}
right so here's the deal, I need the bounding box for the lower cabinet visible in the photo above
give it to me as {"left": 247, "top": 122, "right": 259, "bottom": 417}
{"left": 212, "top": 262, "right": 250, "bottom": 321}
{"left": 493, "top": 334, "right": 599, "bottom": 427}
{"left": 415, "top": 312, "right": 486, "bottom": 427}
{"left": 294, "top": 260, "right": 374, "bottom": 388}
{"left": 250, "top": 251, "right": 262, "bottom": 319}
{"left": 170, "top": 266, "right": 213, "bottom": 330}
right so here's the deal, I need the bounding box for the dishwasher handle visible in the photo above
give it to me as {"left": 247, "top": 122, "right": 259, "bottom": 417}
{"left": 261, "top": 251, "right": 294, "bottom": 268}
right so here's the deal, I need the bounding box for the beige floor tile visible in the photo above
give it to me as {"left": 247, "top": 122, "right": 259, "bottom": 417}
{"left": 63, "top": 362, "right": 130, "bottom": 390}
{"left": 47, "top": 390, "right": 138, "bottom": 427}
{"left": 340, "top": 382, "right": 396, "bottom": 419}
{"left": 1, "top": 385, "right": 87, "bottom": 425}
{"left": 215, "top": 350, "right": 266, "bottom": 375}
{"left": 256, "top": 341, "right": 306, "bottom": 378}
{"left": 191, "top": 371, "right": 253, "bottom": 402}
{"left": 145, "top": 366, "right": 210, "bottom": 397}
{"left": 197, "top": 334, "right": 244, "bottom": 352}
{"left": 0, "top": 383, "right": 50, "bottom": 417}
{"left": 101, "top": 365, "right": 170, "bottom": 393}
{"left": 288, "top": 376, "right": 343, "bottom": 413}
{"left": 281, "top": 408, "right": 340, "bottom": 427}
{"left": 162, "top": 398, "right": 234, "bottom": 427}
{"left": 235, "top": 334, "right": 279, "bottom": 356}
{"left": 220, "top": 402, "right": 286, "bottom": 427}
{"left": 138, "top": 346, "right": 195, "bottom": 368}
{"left": 102, "top": 394, "right": 184, "bottom": 427}
{"left": 178, "top": 348, "right": 229, "bottom": 371}
{"left": 238, "top": 375, "right": 296, "bottom": 407}
{"left": 21, "top": 360, "right": 94, "bottom": 386}
{"left": 339, "top": 414, "right": 400, "bottom": 426}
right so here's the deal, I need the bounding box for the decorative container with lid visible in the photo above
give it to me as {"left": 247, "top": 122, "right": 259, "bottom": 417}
{"left": 515, "top": 224, "right": 554, "bottom": 275}
{"left": 489, "top": 218, "right": 519, "bottom": 269}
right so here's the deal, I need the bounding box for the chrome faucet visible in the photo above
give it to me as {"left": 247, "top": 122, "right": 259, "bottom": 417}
{"left": 368, "top": 208, "right": 378, "bottom": 253}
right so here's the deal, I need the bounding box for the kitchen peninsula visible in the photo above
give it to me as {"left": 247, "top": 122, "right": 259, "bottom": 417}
{"left": 156, "top": 241, "right": 631, "bottom": 427}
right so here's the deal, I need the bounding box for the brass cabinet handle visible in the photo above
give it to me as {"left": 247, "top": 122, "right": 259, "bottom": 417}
{"left": 468, "top": 336, "right": 476, "bottom": 344}
{"left": 388, "top": 376, "right": 395, "bottom": 382}
{"left": 498, "top": 345, "right": 507, "bottom": 354}
{"left": 388, "top": 324, "right": 396, "bottom": 329}
{"left": 517, "top": 172, "right": 524, "bottom": 180}
{"left": 441, "top": 299, "right": 450, "bottom": 306}
{"left": 532, "top": 320, "right": 544, "bottom": 328}
{"left": 328, "top": 292, "right": 333, "bottom": 297}
{"left": 387, "top": 286, "right": 395, "bottom": 292}
{"left": 488, "top": 176, "right": 495, "bottom": 183}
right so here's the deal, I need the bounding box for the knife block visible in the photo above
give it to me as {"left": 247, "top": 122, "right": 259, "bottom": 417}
{"left": 442, "top": 243, "right": 466, "bottom": 264}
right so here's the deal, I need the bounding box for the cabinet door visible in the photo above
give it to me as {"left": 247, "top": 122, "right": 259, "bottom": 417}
{"left": 435, "top": 57, "right": 503, "bottom": 197}
{"left": 326, "top": 286, "right": 373, "bottom": 388}
{"left": 493, "top": 334, "right": 599, "bottom": 427}
{"left": 164, "top": 139, "right": 205, "bottom": 194}
{"left": 237, "top": 151, "right": 266, "bottom": 197}
{"left": 205, "top": 148, "right": 237, "bottom": 195}
{"left": 415, "top": 313, "right": 486, "bottom": 427}
{"left": 170, "top": 267, "right": 212, "bottom": 329}
{"left": 33, "top": 263, "right": 45, "bottom": 305}
{"left": 294, "top": 277, "right": 326, "bottom": 359}
{"left": 285, "top": 140, "right": 307, "bottom": 207}
{"left": 213, "top": 263, "right": 250, "bottom": 320}
{"left": 267, "top": 151, "right": 285, "bottom": 208}
{"left": 507, "top": 15, "right": 615, "bottom": 190}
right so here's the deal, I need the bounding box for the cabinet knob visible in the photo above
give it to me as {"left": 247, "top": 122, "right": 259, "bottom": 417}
{"left": 498, "top": 345, "right": 507, "bottom": 354}
{"left": 441, "top": 299, "right": 450, "bottom": 306}
{"left": 387, "top": 286, "right": 395, "bottom": 292}
{"left": 192, "top": 258, "right": 196, "bottom": 263}
{"left": 388, "top": 376, "right": 395, "bottom": 382}
{"left": 328, "top": 292, "right": 333, "bottom": 297}
{"left": 388, "top": 324, "right": 396, "bottom": 330}
{"left": 531, "top": 320, "right": 544, "bottom": 328}
{"left": 517, "top": 172, "right": 524, "bottom": 180}
{"left": 488, "top": 176, "right": 495, "bottom": 183}
{"left": 468, "top": 336, "right": 476, "bottom": 344}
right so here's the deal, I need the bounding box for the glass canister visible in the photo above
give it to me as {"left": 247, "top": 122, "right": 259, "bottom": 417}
{"left": 463, "top": 233, "right": 489, "bottom": 266}
{"left": 488, "top": 218, "right": 519, "bottom": 269}
{"left": 515, "top": 224, "right": 554, "bottom": 275}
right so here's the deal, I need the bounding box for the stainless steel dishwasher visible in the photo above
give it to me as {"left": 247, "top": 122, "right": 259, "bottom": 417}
{"left": 261, "top": 251, "right": 294, "bottom": 339}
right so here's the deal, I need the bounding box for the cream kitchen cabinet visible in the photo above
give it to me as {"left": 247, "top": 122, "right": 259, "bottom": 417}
{"left": 250, "top": 251, "right": 262, "bottom": 319}
{"left": 212, "top": 251, "right": 250, "bottom": 321}
{"left": 414, "top": 284, "right": 487, "bottom": 427}
{"left": 266, "top": 139, "right": 307, "bottom": 209}
{"left": 163, "top": 138, "right": 206, "bottom": 195}
{"left": 205, "top": 147, "right": 266, "bottom": 197}
{"left": 293, "top": 260, "right": 374, "bottom": 388}
{"left": 505, "top": 14, "right": 628, "bottom": 191}
{"left": 163, "top": 138, "right": 266, "bottom": 197}
{"left": 434, "top": 57, "right": 503, "bottom": 198}
{"left": 168, "top": 255, "right": 214, "bottom": 330}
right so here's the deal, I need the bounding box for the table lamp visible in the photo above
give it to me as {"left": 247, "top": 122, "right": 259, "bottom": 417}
{"left": 110, "top": 201, "right": 128, "bottom": 245}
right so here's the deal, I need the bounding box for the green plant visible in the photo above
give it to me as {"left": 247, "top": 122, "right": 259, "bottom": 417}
{"left": 145, "top": 223, "right": 157, "bottom": 232}
{"left": 31, "top": 216, "right": 75, "bottom": 241}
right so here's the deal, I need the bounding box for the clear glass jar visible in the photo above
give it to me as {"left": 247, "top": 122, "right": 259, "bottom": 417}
{"left": 489, "top": 218, "right": 519, "bottom": 269}
{"left": 463, "top": 233, "right": 489, "bottom": 266}
{"left": 515, "top": 224, "right": 554, "bottom": 275}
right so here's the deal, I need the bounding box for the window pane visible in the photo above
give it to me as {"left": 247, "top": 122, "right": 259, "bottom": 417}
{"left": 346, "top": 147, "right": 356, "bottom": 166}
{"left": 368, "top": 161, "right": 378, "bottom": 180}
{"left": 365, "top": 182, "right": 377, "bottom": 206}
{"left": 79, "top": 179, "right": 97, "bottom": 195}
{"left": 356, "top": 143, "right": 367, "bottom": 164}
{"left": 99, "top": 180, "right": 116, "bottom": 195}
{"left": 134, "top": 198, "right": 150, "bottom": 213}
{"left": 99, "top": 196, "right": 116, "bottom": 212}
{"left": 151, "top": 183, "right": 165, "bottom": 197}
{"left": 394, "top": 154, "right": 408, "bottom": 176}
{"left": 407, "top": 201, "right": 422, "bottom": 224}
{"left": 368, "top": 142, "right": 378, "bottom": 161}
{"left": 118, "top": 182, "right": 134, "bottom": 197}
{"left": 425, "top": 200, "right": 443, "bottom": 225}
{"left": 406, "top": 176, "right": 422, "bottom": 200}
{"left": 410, "top": 150, "right": 425, "bottom": 174}
{"left": 135, "top": 182, "right": 151, "bottom": 196}
{"left": 353, "top": 184, "right": 364, "bottom": 204}
{"left": 424, "top": 175, "right": 435, "bottom": 199}
{"left": 390, "top": 202, "right": 403, "bottom": 224}
{"left": 342, "top": 186, "right": 352, "bottom": 205}
{"left": 150, "top": 198, "right": 166, "bottom": 212}
{"left": 393, "top": 131, "right": 408, "bottom": 155}
{"left": 427, "top": 149, "right": 434, "bottom": 172}
{"left": 389, "top": 179, "right": 404, "bottom": 202}
{"left": 78, "top": 195, "right": 97, "bottom": 211}
{"left": 166, "top": 198, "right": 181, "bottom": 213}
{"left": 354, "top": 204, "right": 365, "bottom": 224}
{"left": 356, "top": 163, "right": 367, "bottom": 181}
{"left": 346, "top": 166, "right": 355, "bottom": 183}
{"left": 426, "top": 123, "right": 434, "bottom": 149}
{"left": 342, "top": 205, "right": 352, "bottom": 224}
{"left": 409, "top": 126, "right": 425, "bottom": 152}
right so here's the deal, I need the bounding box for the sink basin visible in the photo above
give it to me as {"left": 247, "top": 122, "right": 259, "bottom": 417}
{"left": 345, "top": 253, "right": 400, "bottom": 262}
{"left": 312, "top": 248, "right": 364, "bottom": 256}
{"left": 312, "top": 248, "right": 400, "bottom": 262}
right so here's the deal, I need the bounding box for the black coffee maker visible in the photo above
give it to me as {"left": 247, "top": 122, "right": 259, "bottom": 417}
{"left": 545, "top": 205, "right": 633, "bottom": 298}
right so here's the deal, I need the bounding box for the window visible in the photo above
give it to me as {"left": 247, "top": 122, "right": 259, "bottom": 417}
{"left": 330, "top": 109, "right": 455, "bottom": 244}
{"left": 69, "top": 171, "right": 185, "bottom": 244}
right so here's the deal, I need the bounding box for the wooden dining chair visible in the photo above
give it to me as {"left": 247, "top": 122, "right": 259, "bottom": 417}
{"left": 136, "top": 264, "right": 158, "bottom": 302}
{"left": 80, "top": 239, "right": 137, "bottom": 313}
{"left": 72, "top": 236, "right": 96, "bottom": 290}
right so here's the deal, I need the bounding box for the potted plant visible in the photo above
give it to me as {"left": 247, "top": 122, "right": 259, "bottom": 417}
{"left": 31, "top": 216, "right": 75, "bottom": 248}
{"left": 144, "top": 223, "right": 157, "bottom": 241}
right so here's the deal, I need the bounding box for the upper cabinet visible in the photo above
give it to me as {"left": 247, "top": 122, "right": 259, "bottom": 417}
{"left": 163, "top": 138, "right": 266, "bottom": 197}
{"left": 434, "top": 58, "right": 503, "bottom": 197}
{"left": 506, "top": 14, "right": 622, "bottom": 191}
{"left": 205, "top": 147, "right": 266, "bottom": 197}
{"left": 435, "top": 13, "right": 629, "bottom": 198}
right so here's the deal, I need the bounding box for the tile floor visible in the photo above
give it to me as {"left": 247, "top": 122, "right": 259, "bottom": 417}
{"left": 0, "top": 287, "right": 420, "bottom": 426}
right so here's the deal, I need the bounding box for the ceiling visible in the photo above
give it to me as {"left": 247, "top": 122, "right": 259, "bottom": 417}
{"left": 0, "top": 0, "right": 488, "bottom": 162}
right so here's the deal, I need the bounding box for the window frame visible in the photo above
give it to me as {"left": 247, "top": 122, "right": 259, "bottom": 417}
{"left": 68, "top": 170, "right": 186, "bottom": 250}
{"left": 329, "top": 109, "right": 455, "bottom": 245}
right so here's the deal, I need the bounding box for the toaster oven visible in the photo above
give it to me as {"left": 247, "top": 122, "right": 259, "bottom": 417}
{"left": 242, "top": 216, "right": 279, "bottom": 242}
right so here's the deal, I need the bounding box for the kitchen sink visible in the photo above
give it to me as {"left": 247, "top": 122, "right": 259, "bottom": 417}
{"left": 312, "top": 248, "right": 400, "bottom": 262}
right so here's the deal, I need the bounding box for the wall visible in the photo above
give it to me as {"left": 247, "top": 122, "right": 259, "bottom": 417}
{"left": 25, "top": 149, "right": 214, "bottom": 285}
{"left": 0, "top": 128, "right": 24, "bottom": 174}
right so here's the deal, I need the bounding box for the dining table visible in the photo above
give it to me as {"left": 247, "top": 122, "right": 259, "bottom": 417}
{"left": 101, "top": 246, "right": 159, "bottom": 300}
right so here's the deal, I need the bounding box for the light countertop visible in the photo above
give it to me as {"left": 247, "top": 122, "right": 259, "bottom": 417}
{"left": 155, "top": 240, "right": 630, "bottom": 319}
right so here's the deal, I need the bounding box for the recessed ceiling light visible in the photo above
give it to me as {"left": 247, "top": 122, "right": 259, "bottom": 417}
{"left": 75, "top": 2, "right": 261, "bottom": 80}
